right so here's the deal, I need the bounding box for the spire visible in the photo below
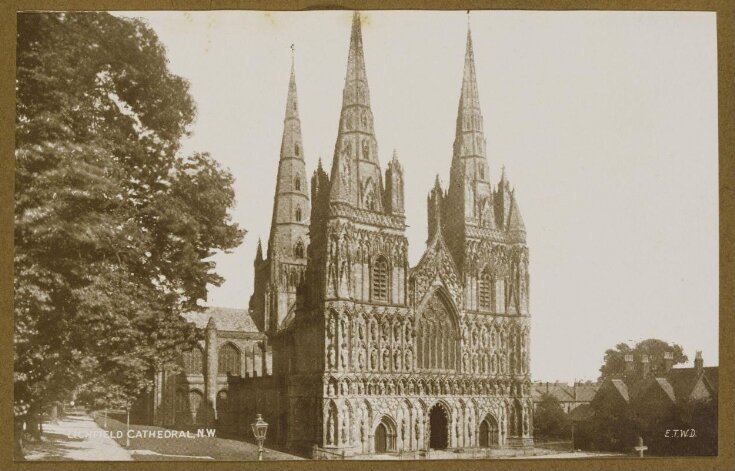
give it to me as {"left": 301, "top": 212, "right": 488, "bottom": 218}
{"left": 281, "top": 48, "right": 302, "bottom": 157}
{"left": 507, "top": 189, "right": 526, "bottom": 236}
{"left": 255, "top": 238, "right": 264, "bottom": 262}
{"left": 452, "top": 22, "right": 485, "bottom": 162}
{"left": 346, "top": 12, "right": 369, "bottom": 95}
{"left": 267, "top": 54, "right": 310, "bottom": 259}
{"left": 445, "top": 23, "right": 491, "bottom": 236}
{"left": 329, "top": 11, "right": 384, "bottom": 211}
{"left": 434, "top": 174, "right": 443, "bottom": 192}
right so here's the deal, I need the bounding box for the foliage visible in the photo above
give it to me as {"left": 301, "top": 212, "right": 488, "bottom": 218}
{"left": 14, "top": 11, "right": 244, "bottom": 432}
{"left": 533, "top": 393, "right": 571, "bottom": 439}
{"left": 598, "top": 338, "right": 687, "bottom": 382}
{"left": 641, "top": 398, "right": 718, "bottom": 456}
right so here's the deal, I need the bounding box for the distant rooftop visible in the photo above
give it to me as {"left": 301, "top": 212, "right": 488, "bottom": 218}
{"left": 182, "top": 306, "right": 260, "bottom": 333}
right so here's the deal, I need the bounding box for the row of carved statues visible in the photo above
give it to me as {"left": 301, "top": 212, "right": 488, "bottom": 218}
{"left": 324, "top": 305, "right": 530, "bottom": 375}
{"left": 324, "top": 375, "right": 532, "bottom": 398}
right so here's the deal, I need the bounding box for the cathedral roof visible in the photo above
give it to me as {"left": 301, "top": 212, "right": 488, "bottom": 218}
{"left": 183, "top": 306, "right": 260, "bottom": 333}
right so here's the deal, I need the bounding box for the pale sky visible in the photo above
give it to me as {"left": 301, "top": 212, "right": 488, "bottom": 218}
{"left": 115, "top": 10, "right": 718, "bottom": 382}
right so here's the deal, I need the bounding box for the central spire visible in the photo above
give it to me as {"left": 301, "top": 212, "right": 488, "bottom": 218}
{"left": 453, "top": 24, "right": 485, "bottom": 162}
{"left": 328, "top": 12, "right": 384, "bottom": 211}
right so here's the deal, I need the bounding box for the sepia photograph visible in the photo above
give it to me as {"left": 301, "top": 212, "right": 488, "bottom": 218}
{"left": 11, "top": 7, "right": 722, "bottom": 464}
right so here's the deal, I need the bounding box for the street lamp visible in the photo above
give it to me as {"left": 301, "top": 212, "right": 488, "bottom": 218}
{"left": 251, "top": 414, "right": 268, "bottom": 461}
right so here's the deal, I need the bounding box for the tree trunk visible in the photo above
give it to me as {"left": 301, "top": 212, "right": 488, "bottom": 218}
{"left": 14, "top": 417, "right": 25, "bottom": 460}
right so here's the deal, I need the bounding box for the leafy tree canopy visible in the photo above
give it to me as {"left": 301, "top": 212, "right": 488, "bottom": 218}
{"left": 533, "top": 393, "right": 571, "bottom": 439}
{"left": 15, "top": 12, "right": 244, "bottom": 422}
{"left": 598, "top": 338, "right": 687, "bottom": 382}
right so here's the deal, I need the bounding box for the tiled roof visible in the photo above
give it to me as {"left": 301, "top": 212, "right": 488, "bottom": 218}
{"left": 703, "top": 366, "right": 718, "bottom": 392}
{"left": 665, "top": 366, "right": 718, "bottom": 399}
{"left": 569, "top": 403, "right": 594, "bottom": 422}
{"left": 182, "top": 306, "right": 260, "bottom": 333}
{"left": 610, "top": 379, "right": 630, "bottom": 402}
{"left": 532, "top": 382, "right": 600, "bottom": 403}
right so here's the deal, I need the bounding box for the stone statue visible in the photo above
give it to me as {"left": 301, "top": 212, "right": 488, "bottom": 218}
{"left": 402, "top": 418, "right": 408, "bottom": 446}
{"left": 327, "top": 410, "right": 335, "bottom": 445}
{"left": 340, "top": 343, "right": 348, "bottom": 368}
{"left": 358, "top": 348, "right": 365, "bottom": 370}
{"left": 327, "top": 344, "right": 336, "bottom": 368}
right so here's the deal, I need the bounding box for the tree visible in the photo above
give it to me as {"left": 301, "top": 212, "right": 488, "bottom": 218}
{"left": 14, "top": 12, "right": 244, "bottom": 454}
{"left": 533, "top": 393, "right": 571, "bottom": 439}
{"left": 598, "top": 339, "right": 687, "bottom": 382}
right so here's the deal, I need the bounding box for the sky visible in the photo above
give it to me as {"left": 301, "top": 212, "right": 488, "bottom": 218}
{"left": 115, "top": 10, "right": 718, "bottom": 382}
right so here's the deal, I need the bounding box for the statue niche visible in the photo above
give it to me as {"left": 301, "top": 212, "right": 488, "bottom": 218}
{"left": 416, "top": 290, "right": 458, "bottom": 371}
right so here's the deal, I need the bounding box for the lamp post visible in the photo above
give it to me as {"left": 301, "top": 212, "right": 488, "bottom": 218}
{"left": 251, "top": 414, "right": 268, "bottom": 461}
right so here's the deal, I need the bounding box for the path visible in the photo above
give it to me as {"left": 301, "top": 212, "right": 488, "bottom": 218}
{"left": 24, "top": 413, "right": 132, "bottom": 461}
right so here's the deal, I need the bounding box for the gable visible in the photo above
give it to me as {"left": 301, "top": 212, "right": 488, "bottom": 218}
{"left": 409, "top": 232, "right": 463, "bottom": 309}
{"left": 689, "top": 377, "right": 712, "bottom": 401}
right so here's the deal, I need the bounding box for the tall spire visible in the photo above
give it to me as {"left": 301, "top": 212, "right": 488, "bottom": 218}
{"left": 281, "top": 50, "right": 302, "bottom": 158}
{"left": 268, "top": 52, "right": 310, "bottom": 259}
{"left": 453, "top": 23, "right": 485, "bottom": 162}
{"left": 445, "top": 23, "right": 492, "bottom": 235}
{"left": 329, "top": 11, "right": 384, "bottom": 211}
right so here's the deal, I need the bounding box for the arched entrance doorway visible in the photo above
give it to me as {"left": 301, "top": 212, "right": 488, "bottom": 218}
{"left": 429, "top": 404, "right": 449, "bottom": 450}
{"left": 479, "top": 414, "right": 500, "bottom": 447}
{"left": 374, "top": 417, "right": 396, "bottom": 453}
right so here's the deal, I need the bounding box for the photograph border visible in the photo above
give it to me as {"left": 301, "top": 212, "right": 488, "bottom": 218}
{"left": 0, "top": 1, "right": 732, "bottom": 470}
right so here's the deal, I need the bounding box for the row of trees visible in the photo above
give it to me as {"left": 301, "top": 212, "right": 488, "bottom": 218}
{"left": 14, "top": 12, "right": 244, "bottom": 458}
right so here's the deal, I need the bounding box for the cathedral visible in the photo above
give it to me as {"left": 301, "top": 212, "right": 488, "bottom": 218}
{"left": 242, "top": 12, "right": 533, "bottom": 457}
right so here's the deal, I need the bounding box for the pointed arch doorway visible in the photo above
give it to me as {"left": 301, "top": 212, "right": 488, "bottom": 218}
{"left": 429, "top": 404, "right": 449, "bottom": 450}
{"left": 479, "top": 414, "right": 500, "bottom": 447}
{"left": 374, "top": 417, "right": 396, "bottom": 453}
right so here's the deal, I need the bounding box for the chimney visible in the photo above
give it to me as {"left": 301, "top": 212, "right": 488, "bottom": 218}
{"left": 640, "top": 354, "right": 650, "bottom": 378}
{"left": 663, "top": 351, "right": 674, "bottom": 373}
{"left": 624, "top": 354, "right": 634, "bottom": 373}
{"left": 694, "top": 351, "right": 703, "bottom": 373}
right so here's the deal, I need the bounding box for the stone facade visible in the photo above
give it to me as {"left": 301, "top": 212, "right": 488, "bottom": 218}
{"left": 239, "top": 13, "right": 533, "bottom": 457}
{"left": 145, "top": 307, "right": 271, "bottom": 430}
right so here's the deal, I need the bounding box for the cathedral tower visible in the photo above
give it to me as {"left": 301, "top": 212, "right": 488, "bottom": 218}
{"left": 444, "top": 26, "right": 497, "bottom": 269}
{"left": 319, "top": 11, "right": 408, "bottom": 303}
{"left": 250, "top": 54, "right": 310, "bottom": 333}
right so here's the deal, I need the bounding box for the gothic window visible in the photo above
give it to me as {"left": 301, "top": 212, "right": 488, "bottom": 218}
{"left": 372, "top": 256, "right": 389, "bottom": 303}
{"left": 365, "top": 192, "right": 375, "bottom": 210}
{"left": 479, "top": 270, "right": 492, "bottom": 312}
{"left": 294, "top": 177, "right": 301, "bottom": 191}
{"left": 496, "top": 278, "right": 506, "bottom": 313}
{"left": 182, "top": 346, "right": 203, "bottom": 374}
{"left": 294, "top": 143, "right": 300, "bottom": 156}
{"left": 295, "top": 206, "right": 302, "bottom": 222}
{"left": 294, "top": 240, "right": 305, "bottom": 258}
{"left": 218, "top": 343, "right": 241, "bottom": 375}
{"left": 478, "top": 164, "right": 484, "bottom": 180}
{"left": 363, "top": 179, "right": 377, "bottom": 210}
{"left": 417, "top": 291, "right": 458, "bottom": 371}
{"left": 175, "top": 388, "right": 189, "bottom": 416}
